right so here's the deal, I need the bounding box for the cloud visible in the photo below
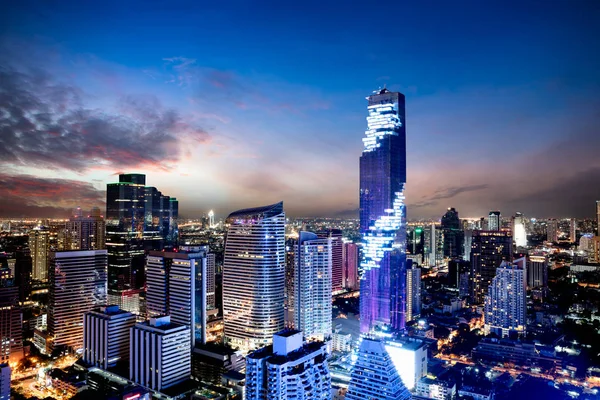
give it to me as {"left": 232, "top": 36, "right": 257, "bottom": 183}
{"left": 0, "top": 66, "right": 209, "bottom": 172}
{"left": 429, "top": 184, "right": 489, "bottom": 201}
{"left": 0, "top": 173, "right": 105, "bottom": 217}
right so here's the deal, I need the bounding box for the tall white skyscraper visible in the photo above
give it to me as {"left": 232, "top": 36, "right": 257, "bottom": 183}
{"left": 346, "top": 338, "right": 411, "bottom": 400}
{"left": 29, "top": 227, "right": 49, "bottom": 281}
{"left": 48, "top": 250, "right": 108, "bottom": 353}
{"left": 484, "top": 257, "right": 527, "bottom": 338}
{"left": 406, "top": 265, "right": 421, "bottom": 323}
{"left": 83, "top": 305, "right": 136, "bottom": 369}
{"left": 223, "top": 202, "right": 285, "bottom": 353}
{"left": 488, "top": 211, "right": 501, "bottom": 231}
{"left": 290, "top": 231, "right": 332, "bottom": 341}
{"left": 146, "top": 247, "right": 214, "bottom": 346}
{"left": 245, "top": 330, "right": 330, "bottom": 400}
{"left": 512, "top": 212, "right": 527, "bottom": 248}
{"left": 130, "top": 316, "right": 190, "bottom": 391}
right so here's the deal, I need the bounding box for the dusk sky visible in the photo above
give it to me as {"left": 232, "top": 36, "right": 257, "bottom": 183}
{"left": 1, "top": 1, "right": 599, "bottom": 219}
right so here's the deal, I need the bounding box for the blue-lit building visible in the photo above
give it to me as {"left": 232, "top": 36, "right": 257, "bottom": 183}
{"left": 359, "top": 88, "right": 408, "bottom": 334}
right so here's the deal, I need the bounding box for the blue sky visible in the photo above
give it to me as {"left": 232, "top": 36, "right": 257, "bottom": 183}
{"left": 1, "top": 0, "right": 599, "bottom": 218}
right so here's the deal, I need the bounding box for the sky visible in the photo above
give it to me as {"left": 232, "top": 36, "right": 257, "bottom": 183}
{"left": 1, "top": 0, "right": 599, "bottom": 219}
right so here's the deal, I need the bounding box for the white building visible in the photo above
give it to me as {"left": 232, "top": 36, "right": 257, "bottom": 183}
{"left": 488, "top": 211, "right": 501, "bottom": 231}
{"left": 346, "top": 338, "right": 411, "bottom": 400}
{"left": 331, "top": 331, "right": 352, "bottom": 353}
{"left": 512, "top": 212, "right": 527, "bottom": 248}
{"left": 245, "top": 330, "right": 330, "bottom": 400}
{"left": 416, "top": 377, "right": 456, "bottom": 400}
{"left": 291, "top": 231, "right": 332, "bottom": 341}
{"left": 385, "top": 336, "right": 428, "bottom": 391}
{"left": 146, "top": 247, "right": 215, "bottom": 346}
{"left": 48, "top": 250, "right": 108, "bottom": 354}
{"left": 484, "top": 258, "right": 527, "bottom": 338}
{"left": 0, "top": 363, "right": 10, "bottom": 400}
{"left": 223, "top": 202, "right": 286, "bottom": 353}
{"left": 83, "top": 305, "right": 136, "bottom": 369}
{"left": 406, "top": 265, "right": 421, "bottom": 322}
{"left": 130, "top": 316, "right": 191, "bottom": 391}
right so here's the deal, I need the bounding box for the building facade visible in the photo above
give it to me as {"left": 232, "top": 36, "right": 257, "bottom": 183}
{"left": 512, "top": 212, "right": 527, "bottom": 248}
{"left": 488, "top": 211, "right": 501, "bottom": 231}
{"left": 547, "top": 219, "right": 559, "bottom": 243}
{"left": 359, "top": 88, "right": 408, "bottom": 334}
{"left": 65, "top": 207, "right": 106, "bottom": 250}
{"left": 470, "top": 231, "right": 513, "bottom": 304}
{"left": 0, "top": 364, "right": 10, "bottom": 400}
{"left": 0, "top": 269, "right": 23, "bottom": 364}
{"left": 441, "top": 208, "right": 464, "bottom": 259}
{"left": 29, "top": 226, "right": 49, "bottom": 281}
{"left": 317, "top": 229, "right": 343, "bottom": 293}
{"left": 223, "top": 202, "right": 285, "bottom": 353}
{"left": 405, "top": 264, "right": 421, "bottom": 323}
{"left": 342, "top": 242, "right": 359, "bottom": 290}
{"left": 245, "top": 330, "right": 330, "bottom": 400}
{"left": 527, "top": 254, "right": 548, "bottom": 290}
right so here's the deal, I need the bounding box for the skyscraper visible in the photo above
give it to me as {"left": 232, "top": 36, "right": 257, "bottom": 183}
{"left": 291, "top": 232, "right": 332, "bottom": 341}
{"left": 223, "top": 202, "right": 285, "bottom": 353}
{"left": 405, "top": 264, "right": 421, "bottom": 323}
{"left": 48, "top": 250, "right": 108, "bottom": 354}
{"left": 29, "top": 226, "right": 49, "bottom": 281}
{"left": 484, "top": 258, "right": 527, "bottom": 338}
{"left": 359, "top": 88, "right": 407, "bottom": 334}
{"left": 105, "top": 173, "right": 178, "bottom": 314}
{"left": 441, "top": 208, "right": 464, "bottom": 259}
{"left": 0, "top": 364, "right": 10, "bottom": 400}
{"left": 512, "top": 212, "right": 527, "bottom": 248}
{"left": 346, "top": 338, "right": 411, "bottom": 400}
{"left": 245, "top": 330, "right": 330, "bottom": 400}
{"left": 65, "top": 207, "right": 106, "bottom": 250}
{"left": 470, "top": 231, "right": 513, "bottom": 304}
{"left": 342, "top": 242, "right": 359, "bottom": 290}
{"left": 146, "top": 247, "right": 215, "bottom": 346}
{"left": 596, "top": 200, "right": 600, "bottom": 236}
{"left": 0, "top": 268, "right": 23, "bottom": 364}
{"left": 488, "top": 211, "right": 501, "bottom": 231}
{"left": 569, "top": 218, "right": 577, "bottom": 243}
{"left": 547, "top": 219, "right": 559, "bottom": 243}
{"left": 527, "top": 254, "right": 548, "bottom": 290}
{"left": 317, "top": 229, "right": 343, "bottom": 293}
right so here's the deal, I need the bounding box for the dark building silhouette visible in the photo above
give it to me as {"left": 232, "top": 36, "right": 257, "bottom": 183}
{"left": 441, "top": 208, "right": 464, "bottom": 259}
{"left": 469, "top": 230, "right": 513, "bottom": 303}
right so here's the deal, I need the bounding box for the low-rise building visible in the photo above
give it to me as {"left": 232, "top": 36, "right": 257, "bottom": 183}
{"left": 415, "top": 376, "right": 456, "bottom": 400}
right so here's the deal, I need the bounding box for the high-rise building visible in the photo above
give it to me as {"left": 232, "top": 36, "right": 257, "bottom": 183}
{"left": 29, "top": 226, "right": 49, "bottom": 281}
{"left": 223, "top": 202, "right": 285, "bottom": 353}
{"left": 484, "top": 258, "right": 526, "bottom": 338}
{"left": 342, "top": 242, "right": 359, "bottom": 290}
{"left": 0, "top": 268, "right": 23, "bottom": 364}
{"left": 317, "top": 229, "right": 343, "bottom": 293}
{"left": 48, "top": 250, "right": 108, "bottom": 354}
{"left": 488, "top": 211, "right": 501, "bottom": 231}
{"left": 570, "top": 218, "right": 577, "bottom": 243}
{"left": 146, "top": 247, "right": 215, "bottom": 346}
{"left": 208, "top": 210, "right": 215, "bottom": 228}
{"left": 65, "top": 207, "right": 106, "bottom": 250}
{"left": 290, "top": 232, "right": 332, "bottom": 341}
{"left": 547, "top": 219, "right": 559, "bottom": 243}
{"left": 105, "top": 173, "right": 178, "bottom": 314}
{"left": 83, "top": 305, "right": 136, "bottom": 369}
{"left": 385, "top": 337, "right": 428, "bottom": 391}
{"left": 512, "top": 212, "right": 527, "bottom": 248}
{"left": 441, "top": 208, "right": 464, "bottom": 259}
{"left": 130, "top": 316, "right": 191, "bottom": 391}
{"left": 470, "top": 231, "right": 513, "bottom": 304}
{"left": 346, "top": 338, "right": 411, "bottom": 400}
{"left": 424, "top": 223, "right": 444, "bottom": 267}
{"left": 406, "top": 264, "right": 421, "bottom": 323}
{"left": 597, "top": 200, "right": 600, "bottom": 236}
{"left": 0, "top": 363, "right": 10, "bottom": 400}
{"left": 527, "top": 254, "right": 548, "bottom": 289}
{"left": 359, "top": 88, "right": 408, "bottom": 334}
{"left": 245, "top": 330, "right": 330, "bottom": 400}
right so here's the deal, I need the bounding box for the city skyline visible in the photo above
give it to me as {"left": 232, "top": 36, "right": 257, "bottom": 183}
{"left": 1, "top": 1, "right": 600, "bottom": 219}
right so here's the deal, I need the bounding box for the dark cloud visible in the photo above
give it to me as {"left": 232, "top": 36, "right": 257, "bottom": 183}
{"left": 0, "top": 173, "right": 105, "bottom": 217}
{"left": 0, "top": 66, "right": 209, "bottom": 172}
{"left": 430, "top": 184, "right": 489, "bottom": 201}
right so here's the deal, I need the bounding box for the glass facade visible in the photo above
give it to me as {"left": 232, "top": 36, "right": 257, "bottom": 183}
{"left": 359, "top": 89, "right": 408, "bottom": 334}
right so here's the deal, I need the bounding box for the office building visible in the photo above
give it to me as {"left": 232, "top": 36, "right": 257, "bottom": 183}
{"left": 146, "top": 247, "right": 215, "bottom": 346}
{"left": 65, "top": 207, "right": 106, "bottom": 250}
{"left": 488, "top": 211, "right": 501, "bottom": 231}
{"left": 570, "top": 218, "right": 577, "bottom": 243}
{"left": 223, "top": 202, "right": 285, "bottom": 353}
{"left": 385, "top": 337, "right": 428, "bottom": 391}
{"left": 130, "top": 316, "right": 191, "bottom": 391}
{"left": 547, "top": 219, "right": 559, "bottom": 243}
{"left": 484, "top": 258, "right": 527, "bottom": 338}
{"left": 527, "top": 254, "right": 548, "bottom": 290}
{"left": 470, "top": 231, "right": 513, "bottom": 304}
{"left": 512, "top": 212, "right": 527, "bottom": 248}
{"left": 29, "top": 226, "right": 49, "bottom": 281}
{"left": 245, "top": 330, "right": 330, "bottom": 400}
{"left": 48, "top": 250, "right": 108, "bottom": 354}
{"left": 105, "top": 173, "right": 178, "bottom": 314}
{"left": 346, "top": 338, "right": 411, "bottom": 400}
{"left": 342, "top": 242, "right": 359, "bottom": 290}
{"left": 406, "top": 264, "right": 421, "bottom": 323}
{"left": 317, "top": 229, "right": 343, "bottom": 293}
{"left": 0, "top": 364, "right": 10, "bottom": 400}
{"left": 290, "top": 232, "right": 332, "bottom": 341}
{"left": 360, "top": 89, "right": 408, "bottom": 334}
{"left": 441, "top": 208, "right": 464, "bottom": 259}
{"left": 0, "top": 269, "right": 23, "bottom": 363}
{"left": 83, "top": 305, "right": 136, "bottom": 369}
